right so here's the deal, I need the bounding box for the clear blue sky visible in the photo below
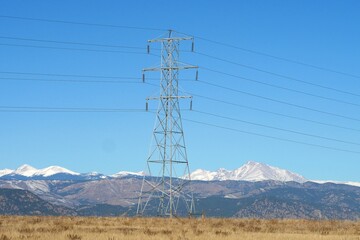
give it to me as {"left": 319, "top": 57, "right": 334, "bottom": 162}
{"left": 0, "top": 0, "right": 359, "bottom": 181}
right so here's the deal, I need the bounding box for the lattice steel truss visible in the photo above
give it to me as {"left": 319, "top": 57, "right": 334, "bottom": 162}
{"left": 137, "top": 31, "right": 197, "bottom": 217}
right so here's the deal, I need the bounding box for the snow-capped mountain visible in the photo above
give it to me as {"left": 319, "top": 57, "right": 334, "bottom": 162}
{"left": 17, "top": 165, "right": 79, "bottom": 177}
{"left": 13, "top": 164, "right": 38, "bottom": 177}
{"left": 111, "top": 171, "right": 145, "bottom": 178}
{"left": 0, "top": 164, "right": 142, "bottom": 180}
{"left": 0, "top": 162, "right": 359, "bottom": 187}
{"left": 188, "top": 169, "right": 217, "bottom": 181}
{"left": 34, "top": 166, "right": 79, "bottom": 177}
{"left": 312, "top": 180, "right": 360, "bottom": 188}
{"left": 0, "top": 168, "right": 13, "bottom": 177}
{"left": 4, "top": 164, "right": 80, "bottom": 178}
{"left": 189, "top": 161, "right": 307, "bottom": 182}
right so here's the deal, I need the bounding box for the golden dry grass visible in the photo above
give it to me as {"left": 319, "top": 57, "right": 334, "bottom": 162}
{"left": 0, "top": 216, "right": 359, "bottom": 240}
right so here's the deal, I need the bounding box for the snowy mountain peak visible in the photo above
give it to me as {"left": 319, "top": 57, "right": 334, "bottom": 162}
{"left": 0, "top": 168, "right": 13, "bottom": 177}
{"left": 14, "top": 164, "right": 38, "bottom": 177}
{"left": 35, "top": 166, "right": 79, "bottom": 177}
{"left": 0, "top": 164, "right": 145, "bottom": 179}
{"left": 244, "top": 160, "right": 258, "bottom": 166}
{"left": 3, "top": 164, "right": 80, "bottom": 178}
{"left": 111, "top": 171, "right": 145, "bottom": 178}
{"left": 234, "top": 161, "right": 306, "bottom": 182}
{"left": 1, "top": 162, "right": 358, "bottom": 187}
{"left": 16, "top": 164, "right": 37, "bottom": 171}
{"left": 189, "top": 161, "right": 307, "bottom": 183}
{"left": 188, "top": 169, "right": 217, "bottom": 181}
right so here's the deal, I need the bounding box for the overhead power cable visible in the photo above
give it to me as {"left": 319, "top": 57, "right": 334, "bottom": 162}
{"left": 0, "top": 15, "right": 166, "bottom": 31}
{"left": 0, "top": 110, "right": 148, "bottom": 113}
{"left": 143, "top": 81, "right": 360, "bottom": 132}
{"left": 0, "top": 70, "right": 198, "bottom": 82}
{"left": 175, "top": 30, "right": 360, "bottom": 80}
{"left": 183, "top": 118, "right": 360, "bottom": 155}
{"left": 196, "top": 52, "right": 360, "bottom": 98}
{"left": 193, "top": 110, "right": 360, "bottom": 146}
{"left": 0, "top": 76, "right": 195, "bottom": 84}
{"left": 0, "top": 77, "right": 145, "bottom": 84}
{"left": 199, "top": 66, "right": 360, "bottom": 107}
{"left": 0, "top": 36, "right": 146, "bottom": 50}
{"left": 0, "top": 36, "right": 163, "bottom": 52}
{"left": 0, "top": 106, "right": 150, "bottom": 112}
{"left": 197, "top": 80, "right": 360, "bottom": 123}
{"left": 188, "top": 93, "right": 360, "bottom": 133}
{"left": 0, "top": 71, "right": 149, "bottom": 80}
{"left": 0, "top": 71, "right": 194, "bottom": 82}
{"left": 2, "top": 15, "right": 357, "bottom": 79}
{"left": 0, "top": 43, "right": 148, "bottom": 54}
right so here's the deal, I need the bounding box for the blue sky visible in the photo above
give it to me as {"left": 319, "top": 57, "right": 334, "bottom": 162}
{"left": 0, "top": 0, "right": 359, "bottom": 181}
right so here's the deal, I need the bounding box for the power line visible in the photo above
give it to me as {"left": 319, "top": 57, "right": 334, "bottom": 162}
{"left": 0, "top": 43, "right": 148, "bottom": 54}
{"left": 144, "top": 81, "right": 360, "bottom": 131}
{"left": 176, "top": 30, "right": 360, "bottom": 80}
{"left": 3, "top": 37, "right": 356, "bottom": 113}
{"left": 0, "top": 36, "right": 186, "bottom": 53}
{"left": 3, "top": 15, "right": 357, "bottom": 79}
{"left": 0, "top": 76, "right": 193, "bottom": 84}
{"left": 0, "top": 110, "right": 148, "bottom": 113}
{"left": 183, "top": 118, "right": 360, "bottom": 155}
{"left": 0, "top": 106, "right": 144, "bottom": 110}
{"left": 197, "top": 80, "right": 360, "bottom": 123}
{"left": 0, "top": 106, "right": 150, "bottom": 112}
{"left": 196, "top": 52, "right": 360, "bottom": 98}
{"left": 0, "top": 71, "right": 151, "bottom": 80}
{"left": 0, "top": 77, "right": 144, "bottom": 84}
{"left": 0, "top": 36, "right": 146, "bottom": 50}
{"left": 193, "top": 110, "right": 360, "bottom": 146}
{"left": 0, "top": 15, "right": 166, "bottom": 32}
{"left": 2, "top": 73, "right": 355, "bottom": 130}
{"left": 189, "top": 93, "right": 360, "bottom": 133}
{"left": 199, "top": 66, "right": 360, "bottom": 107}
{"left": 0, "top": 71, "right": 194, "bottom": 82}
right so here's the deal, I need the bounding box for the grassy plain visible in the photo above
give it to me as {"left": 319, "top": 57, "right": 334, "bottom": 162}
{"left": 0, "top": 216, "right": 359, "bottom": 240}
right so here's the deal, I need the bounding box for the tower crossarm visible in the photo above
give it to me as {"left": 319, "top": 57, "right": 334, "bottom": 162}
{"left": 148, "top": 36, "right": 193, "bottom": 43}
{"left": 146, "top": 96, "right": 192, "bottom": 101}
{"left": 143, "top": 65, "right": 198, "bottom": 72}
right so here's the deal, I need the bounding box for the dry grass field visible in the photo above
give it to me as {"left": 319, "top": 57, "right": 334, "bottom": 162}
{"left": 0, "top": 216, "right": 359, "bottom": 240}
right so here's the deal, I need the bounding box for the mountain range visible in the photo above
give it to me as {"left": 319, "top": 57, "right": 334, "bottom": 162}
{"left": 1, "top": 161, "right": 358, "bottom": 187}
{"left": 0, "top": 177, "right": 359, "bottom": 219}
{"left": 189, "top": 161, "right": 307, "bottom": 182}
{"left": 0, "top": 161, "right": 359, "bottom": 219}
{"left": 0, "top": 164, "right": 142, "bottom": 181}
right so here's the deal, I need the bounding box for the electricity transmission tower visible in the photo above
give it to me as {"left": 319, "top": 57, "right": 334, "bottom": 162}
{"left": 137, "top": 30, "right": 197, "bottom": 218}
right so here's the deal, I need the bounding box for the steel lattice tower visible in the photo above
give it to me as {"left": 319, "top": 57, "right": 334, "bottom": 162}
{"left": 137, "top": 30, "right": 197, "bottom": 218}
